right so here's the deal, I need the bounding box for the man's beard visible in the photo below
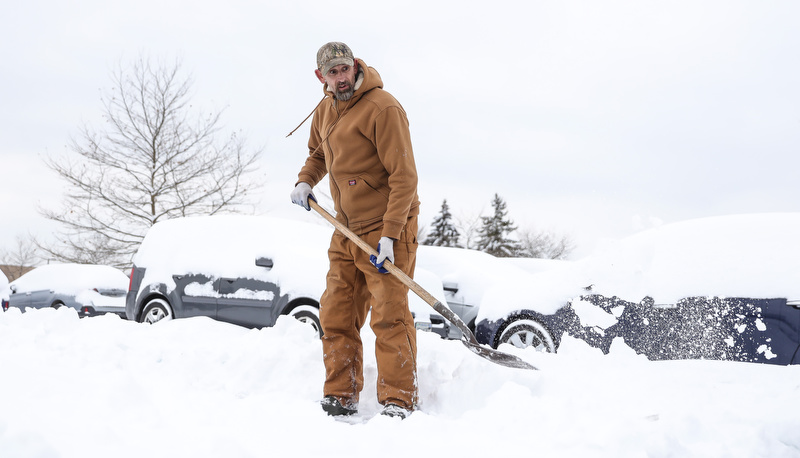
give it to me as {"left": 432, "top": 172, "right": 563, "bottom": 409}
{"left": 334, "top": 85, "right": 354, "bottom": 101}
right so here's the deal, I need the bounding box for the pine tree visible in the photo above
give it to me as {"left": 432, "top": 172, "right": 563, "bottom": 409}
{"left": 475, "top": 194, "right": 522, "bottom": 257}
{"left": 423, "top": 199, "right": 462, "bottom": 247}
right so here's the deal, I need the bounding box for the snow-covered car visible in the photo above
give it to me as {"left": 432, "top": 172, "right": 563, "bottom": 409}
{"left": 474, "top": 213, "right": 800, "bottom": 365}
{"left": 5, "top": 264, "right": 129, "bottom": 317}
{"left": 415, "top": 245, "right": 568, "bottom": 340}
{"left": 127, "top": 215, "right": 448, "bottom": 337}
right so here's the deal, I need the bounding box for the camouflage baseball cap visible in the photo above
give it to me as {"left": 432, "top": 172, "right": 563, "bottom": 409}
{"left": 317, "top": 42, "right": 354, "bottom": 75}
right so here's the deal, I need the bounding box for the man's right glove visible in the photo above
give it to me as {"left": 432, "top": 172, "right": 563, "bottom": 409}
{"left": 290, "top": 182, "right": 316, "bottom": 211}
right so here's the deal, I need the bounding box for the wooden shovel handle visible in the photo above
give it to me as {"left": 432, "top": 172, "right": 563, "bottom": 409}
{"left": 309, "top": 199, "right": 439, "bottom": 305}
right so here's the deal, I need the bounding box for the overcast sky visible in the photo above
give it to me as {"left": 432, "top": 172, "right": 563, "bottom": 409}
{"left": 2, "top": 0, "right": 799, "bottom": 260}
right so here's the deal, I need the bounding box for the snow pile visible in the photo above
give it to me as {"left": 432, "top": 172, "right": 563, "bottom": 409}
{"left": 1, "top": 307, "right": 799, "bottom": 457}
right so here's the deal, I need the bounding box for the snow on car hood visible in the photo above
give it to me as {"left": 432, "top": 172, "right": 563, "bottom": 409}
{"left": 416, "top": 245, "right": 572, "bottom": 317}
{"left": 9, "top": 264, "right": 129, "bottom": 296}
{"left": 478, "top": 213, "right": 800, "bottom": 321}
{"left": 580, "top": 212, "right": 800, "bottom": 303}
{"left": 417, "top": 245, "right": 539, "bottom": 308}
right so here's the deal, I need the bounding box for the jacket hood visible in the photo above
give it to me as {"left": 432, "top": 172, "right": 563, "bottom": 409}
{"left": 321, "top": 58, "right": 383, "bottom": 101}
{"left": 286, "top": 59, "right": 384, "bottom": 138}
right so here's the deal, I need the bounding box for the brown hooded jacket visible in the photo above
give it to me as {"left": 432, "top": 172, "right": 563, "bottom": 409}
{"left": 297, "top": 58, "right": 420, "bottom": 239}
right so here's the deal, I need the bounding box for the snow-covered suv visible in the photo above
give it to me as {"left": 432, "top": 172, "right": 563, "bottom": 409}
{"left": 126, "top": 215, "right": 333, "bottom": 334}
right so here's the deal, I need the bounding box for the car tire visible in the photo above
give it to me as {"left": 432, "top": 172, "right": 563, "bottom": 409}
{"left": 498, "top": 318, "right": 556, "bottom": 353}
{"left": 51, "top": 301, "right": 65, "bottom": 309}
{"left": 288, "top": 305, "right": 322, "bottom": 338}
{"left": 140, "top": 298, "right": 174, "bottom": 324}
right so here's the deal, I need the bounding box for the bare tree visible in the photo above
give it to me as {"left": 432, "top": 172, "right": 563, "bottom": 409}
{"left": 1, "top": 235, "right": 40, "bottom": 280}
{"left": 517, "top": 228, "right": 575, "bottom": 260}
{"left": 40, "top": 56, "right": 262, "bottom": 267}
{"left": 455, "top": 209, "right": 484, "bottom": 250}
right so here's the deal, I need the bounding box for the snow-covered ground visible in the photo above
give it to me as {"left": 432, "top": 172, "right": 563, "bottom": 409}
{"left": 3, "top": 212, "right": 800, "bottom": 457}
{"left": 1, "top": 306, "right": 799, "bottom": 458}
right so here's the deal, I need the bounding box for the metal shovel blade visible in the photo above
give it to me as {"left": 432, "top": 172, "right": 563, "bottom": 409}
{"left": 309, "top": 200, "right": 537, "bottom": 371}
{"left": 429, "top": 298, "right": 538, "bottom": 371}
{"left": 462, "top": 340, "right": 538, "bottom": 370}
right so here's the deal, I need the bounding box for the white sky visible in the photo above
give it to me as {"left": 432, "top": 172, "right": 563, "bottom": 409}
{"left": 2, "top": 0, "right": 799, "bottom": 259}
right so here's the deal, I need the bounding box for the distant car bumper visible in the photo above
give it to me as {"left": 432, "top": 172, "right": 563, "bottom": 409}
{"left": 78, "top": 305, "right": 127, "bottom": 319}
{"left": 415, "top": 313, "right": 452, "bottom": 339}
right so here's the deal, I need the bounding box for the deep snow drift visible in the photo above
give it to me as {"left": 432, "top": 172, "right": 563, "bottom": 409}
{"left": 1, "top": 307, "right": 799, "bottom": 458}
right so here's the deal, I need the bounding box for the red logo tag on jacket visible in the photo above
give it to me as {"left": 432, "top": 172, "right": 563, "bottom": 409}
{"left": 349, "top": 179, "right": 357, "bottom": 186}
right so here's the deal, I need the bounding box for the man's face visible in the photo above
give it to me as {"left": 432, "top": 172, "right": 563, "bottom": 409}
{"left": 319, "top": 63, "right": 358, "bottom": 101}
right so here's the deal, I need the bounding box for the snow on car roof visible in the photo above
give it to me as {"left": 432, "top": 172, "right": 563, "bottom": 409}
{"left": 9, "top": 263, "right": 128, "bottom": 295}
{"left": 135, "top": 215, "right": 334, "bottom": 298}
{"left": 478, "top": 212, "right": 800, "bottom": 320}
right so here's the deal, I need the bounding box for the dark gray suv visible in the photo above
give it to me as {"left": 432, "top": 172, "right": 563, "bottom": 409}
{"left": 126, "top": 215, "right": 333, "bottom": 336}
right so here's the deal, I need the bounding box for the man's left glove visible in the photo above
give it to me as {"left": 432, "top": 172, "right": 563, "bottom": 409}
{"left": 369, "top": 236, "right": 395, "bottom": 274}
{"left": 290, "top": 182, "right": 316, "bottom": 211}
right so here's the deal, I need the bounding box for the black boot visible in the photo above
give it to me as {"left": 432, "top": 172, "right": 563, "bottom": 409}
{"left": 321, "top": 396, "right": 357, "bottom": 416}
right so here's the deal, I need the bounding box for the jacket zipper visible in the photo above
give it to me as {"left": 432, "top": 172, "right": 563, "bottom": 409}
{"left": 328, "top": 99, "right": 350, "bottom": 227}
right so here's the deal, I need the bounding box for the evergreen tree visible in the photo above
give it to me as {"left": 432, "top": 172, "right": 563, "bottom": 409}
{"left": 475, "top": 194, "right": 522, "bottom": 257}
{"left": 423, "top": 199, "right": 462, "bottom": 247}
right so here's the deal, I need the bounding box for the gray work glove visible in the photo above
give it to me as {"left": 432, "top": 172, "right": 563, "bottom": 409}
{"left": 369, "top": 236, "right": 395, "bottom": 274}
{"left": 290, "top": 182, "right": 316, "bottom": 211}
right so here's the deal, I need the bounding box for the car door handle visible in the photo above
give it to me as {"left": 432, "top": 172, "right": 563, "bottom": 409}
{"left": 255, "top": 257, "right": 274, "bottom": 269}
{"left": 217, "top": 278, "right": 237, "bottom": 295}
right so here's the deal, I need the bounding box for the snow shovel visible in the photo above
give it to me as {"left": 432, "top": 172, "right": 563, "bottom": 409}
{"left": 308, "top": 199, "right": 537, "bottom": 371}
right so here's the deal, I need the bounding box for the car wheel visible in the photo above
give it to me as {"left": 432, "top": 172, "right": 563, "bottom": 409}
{"left": 50, "top": 301, "right": 65, "bottom": 309}
{"left": 140, "top": 298, "right": 174, "bottom": 324}
{"left": 288, "top": 305, "right": 322, "bottom": 338}
{"left": 498, "top": 318, "right": 556, "bottom": 353}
